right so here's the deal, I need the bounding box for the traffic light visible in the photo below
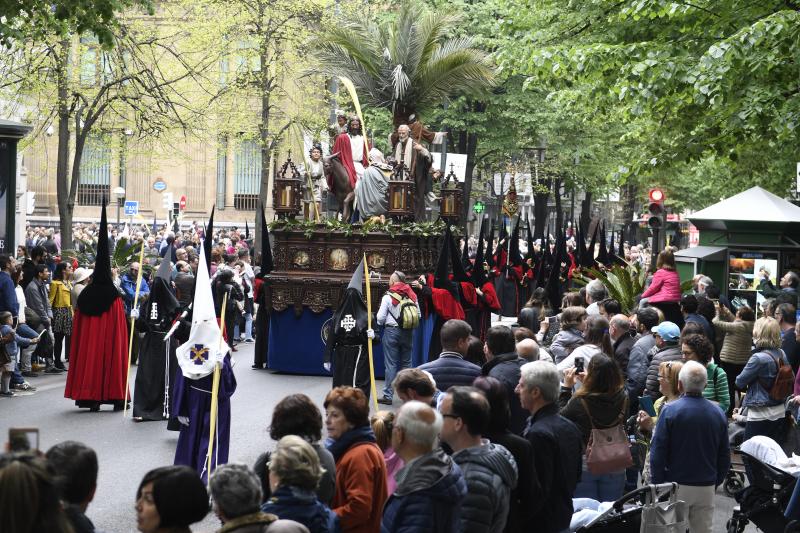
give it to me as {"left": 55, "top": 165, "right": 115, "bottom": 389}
{"left": 173, "top": 202, "right": 180, "bottom": 218}
{"left": 647, "top": 188, "right": 665, "bottom": 229}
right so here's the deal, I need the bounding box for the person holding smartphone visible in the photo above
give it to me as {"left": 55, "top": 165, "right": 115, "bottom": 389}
{"left": 636, "top": 360, "right": 683, "bottom": 483}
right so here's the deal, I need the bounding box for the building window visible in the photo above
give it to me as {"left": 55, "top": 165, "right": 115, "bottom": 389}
{"left": 78, "top": 133, "right": 111, "bottom": 205}
{"left": 234, "top": 139, "right": 260, "bottom": 211}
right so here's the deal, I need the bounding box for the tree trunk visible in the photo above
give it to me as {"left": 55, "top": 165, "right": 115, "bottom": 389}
{"left": 255, "top": 44, "right": 271, "bottom": 257}
{"left": 554, "top": 178, "right": 563, "bottom": 234}
{"left": 533, "top": 180, "right": 550, "bottom": 241}
{"left": 580, "top": 191, "right": 593, "bottom": 235}
{"left": 55, "top": 39, "right": 73, "bottom": 247}
{"left": 620, "top": 181, "right": 638, "bottom": 243}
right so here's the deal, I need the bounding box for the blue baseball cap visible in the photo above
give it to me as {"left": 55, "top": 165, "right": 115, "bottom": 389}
{"left": 651, "top": 321, "right": 680, "bottom": 342}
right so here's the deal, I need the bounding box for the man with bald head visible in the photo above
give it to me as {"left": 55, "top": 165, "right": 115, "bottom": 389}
{"left": 516, "top": 338, "right": 552, "bottom": 362}
{"left": 609, "top": 314, "right": 638, "bottom": 373}
{"left": 381, "top": 400, "right": 466, "bottom": 532}
{"left": 393, "top": 123, "right": 432, "bottom": 220}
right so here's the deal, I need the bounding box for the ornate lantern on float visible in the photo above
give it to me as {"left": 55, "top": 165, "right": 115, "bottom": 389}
{"left": 272, "top": 152, "right": 302, "bottom": 218}
{"left": 439, "top": 163, "right": 463, "bottom": 223}
{"left": 386, "top": 162, "right": 414, "bottom": 221}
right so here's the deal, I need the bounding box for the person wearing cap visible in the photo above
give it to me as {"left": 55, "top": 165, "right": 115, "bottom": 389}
{"left": 645, "top": 321, "right": 683, "bottom": 398}
{"left": 71, "top": 268, "right": 93, "bottom": 304}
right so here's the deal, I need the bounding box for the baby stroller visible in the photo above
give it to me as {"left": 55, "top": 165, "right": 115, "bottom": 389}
{"left": 725, "top": 422, "right": 748, "bottom": 496}
{"left": 576, "top": 483, "right": 681, "bottom": 532}
{"left": 727, "top": 450, "right": 797, "bottom": 533}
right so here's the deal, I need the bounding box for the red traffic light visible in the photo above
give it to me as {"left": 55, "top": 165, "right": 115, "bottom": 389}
{"left": 649, "top": 188, "right": 665, "bottom": 203}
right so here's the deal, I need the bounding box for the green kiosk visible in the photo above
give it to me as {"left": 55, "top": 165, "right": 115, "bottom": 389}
{"left": 676, "top": 186, "right": 800, "bottom": 310}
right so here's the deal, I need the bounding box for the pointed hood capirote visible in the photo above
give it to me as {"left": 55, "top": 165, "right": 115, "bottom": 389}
{"left": 434, "top": 226, "right": 460, "bottom": 301}
{"left": 77, "top": 198, "right": 121, "bottom": 316}
{"left": 329, "top": 258, "right": 369, "bottom": 345}
{"left": 260, "top": 203, "right": 274, "bottom": 274}
{"left": 448, "top": 226, "right": 470, "bottom": 283}
{"left": 203, "top": 205, "right": 215, "bottom": 276}
{"left": 472, "top": 218, "right": 488, "bottom": 287}
{"left": 145, "top": 259, "right": 179, "bottom": 330}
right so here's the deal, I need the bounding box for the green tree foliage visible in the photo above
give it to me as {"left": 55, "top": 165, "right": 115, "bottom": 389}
{"left": 0, "top": 0, "right": 153, "bottom": 47}
{"left": 496, "top": 0, "right": 800, "bottom": 205}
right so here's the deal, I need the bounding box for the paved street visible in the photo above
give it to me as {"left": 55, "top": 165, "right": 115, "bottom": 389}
{"left": 0, "top": 343, "right": 336, "bottom": 532}
{"left": 1, "top": 342, "right": 754, "bottom": 532}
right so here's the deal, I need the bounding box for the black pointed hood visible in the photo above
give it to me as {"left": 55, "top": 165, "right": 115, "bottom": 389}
{"left": 329, "top": 258, "right": 368, "bottom": 344}
{"left": 508, "top": 218, "right": 523, "bottom": 266}
{"left": 472, "top": 218, "right": 488, "bottom": 287}
{"left": 545, "top": 228, "right": 567, "bottom": 311}
{"left": 596, "top": 222, "right": 610, "bottom": 266}
{"left": 145, "top": 259, "right": 180, "bottom": 330}
{"left": 535, "top": 228, "right": 552, "bottom": 288}
{"left": 575, "top": 222, "right": 587, "bottom": 267}
{"left": 203, "top": 206, "right": 215, "bottom": 276}
{"left": 434, "top": 227, "right": 459, "bottom": 300}
{"left": 260, "top": 203, "right": 274, "bottom": 274}
{"left": 582, "top": 223, "right": 598, "bottom": 268}
{"left": 449, "top": 226, "right": 470, "bottom": 283}
{"left": 77, "top": 198, "right": 120, "bottom": 316}
{"left": 245, "top": 220, "right": 250, "bottom": 240}
{"left": 525, "top": 217, "right": 535, "bottom": 263}
{"left": 485, "top": 225, "right": 496, "bottom": 269}
{"left": 460, "top": 227, "right": 471, "bottom": 271}
{"left": 610, "top": 230, "right": 627, "bottom": 265}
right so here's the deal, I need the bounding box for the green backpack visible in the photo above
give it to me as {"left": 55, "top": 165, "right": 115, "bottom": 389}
{"left": 388, "top": 291, "right": 420, "bottom": 329}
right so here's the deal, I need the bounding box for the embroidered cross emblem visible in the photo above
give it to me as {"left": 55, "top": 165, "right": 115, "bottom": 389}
{"left": 150, "top": 302, "right": 159, "bottom": 320}
{"left": 340, "top": 315, "right": 356, "bottom": 332}
{"left": 190, "top": 344, "right": 209, "bottom": 365}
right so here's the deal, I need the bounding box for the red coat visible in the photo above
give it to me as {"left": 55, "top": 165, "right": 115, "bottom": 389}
{"left": 430, "top": 287, "right": 465, "bottom": 321}
{"left": 65, "top": 298, "right": 130, "bottom": 402}
{"left": 332, "top": 442, "right": 388, "bottom": 533}
{"left": 480, "top": 281, "right": 502, "bottom": 312}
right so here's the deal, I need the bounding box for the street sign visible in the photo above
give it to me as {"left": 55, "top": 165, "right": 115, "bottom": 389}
{"left": 124, "top": 200, "right": 139, "bottom": 216}
{"left": 162, "top": 192, "right": 173, "bottom": 209}
{"left": 179, "top": 195, "right": 187, "bottom": 211}
{"left": 473, "top": 201, "right": 485, "bottom": 214}
{"left": 153, "top": 178, "right": 167, "bottom": 192}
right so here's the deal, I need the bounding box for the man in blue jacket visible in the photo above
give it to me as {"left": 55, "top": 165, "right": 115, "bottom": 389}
{"left": 650, "top": 360, "right": 730, "bottom": 533}
{"left": 381, "top": 400, "right": 466, "bottom": 533}
{"left": 418, "top": 319, "right": 480, "bottom": 392}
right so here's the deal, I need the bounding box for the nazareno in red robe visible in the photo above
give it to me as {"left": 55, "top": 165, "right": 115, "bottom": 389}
{"left": 65, "top": 297, "right": 130, "bottom": 403}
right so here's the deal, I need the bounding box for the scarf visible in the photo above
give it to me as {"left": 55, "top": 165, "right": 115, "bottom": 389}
{"left": 325, "top": 425, "right": 376, "bottom": 462}
{"left": 394, "top": 138, "right": 416, "bottom": 175}
{"left": 389, "top": 282, "right": 417, "bottom": 305}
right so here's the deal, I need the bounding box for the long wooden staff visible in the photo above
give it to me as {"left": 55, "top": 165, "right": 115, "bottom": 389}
{"left": 363, "top": 255, "right": 378, "bottom": 413}
{"left": 123, "top": 243, "right": 146, "bottom": 418}
{"left": 206, "top": 292, "right": 227, "bottom": 487}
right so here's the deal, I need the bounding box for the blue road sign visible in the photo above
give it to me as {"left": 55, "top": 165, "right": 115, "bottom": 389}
{"left": 124, "top": 200, "right": 139, "bottom": 216}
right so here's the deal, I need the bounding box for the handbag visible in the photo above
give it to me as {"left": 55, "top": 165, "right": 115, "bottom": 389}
{"left": 24, "top": 307, "right": 41, "bottom": 330}
{"left": 581, "top": 396, "right": 633, "bottom": 475}
{"left": 640, "top": 483, "right": 689, "bottom": 533}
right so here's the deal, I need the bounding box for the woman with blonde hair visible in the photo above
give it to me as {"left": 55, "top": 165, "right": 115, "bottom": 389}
{"left": 637, "top": 361, "right": 683, "bottom": 483}
{"left": 262, "top": 435, "right": 338, "bottom": 533}
{"left": 736, "top": 317, "right": 790, "bottom": 441}
{"left": 371, "top": 410, "right": 403, "bottom": 494}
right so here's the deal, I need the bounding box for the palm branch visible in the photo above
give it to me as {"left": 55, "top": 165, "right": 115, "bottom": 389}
{"left": 312, "top": 0, "right": 494, "bottom": 121}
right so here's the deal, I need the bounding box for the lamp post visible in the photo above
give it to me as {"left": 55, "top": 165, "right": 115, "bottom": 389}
{"left": 112, "top": 186, "right": 126, "bottom": 228}
{"left": 439, "top": 163, "right": 463, "bottom": 224}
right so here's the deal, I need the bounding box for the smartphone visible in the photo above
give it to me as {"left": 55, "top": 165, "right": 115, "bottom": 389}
{"left": 547, "top": 316, "right": 557, "bottom": 324}
{"left": 8, "top": 427, "right": 39, "bottom": 452}
{"left": 574, "top": 356, "right": 584, "bottom": 374}
{"left": 639, "top": 396, "right": 657, "bottom": 417}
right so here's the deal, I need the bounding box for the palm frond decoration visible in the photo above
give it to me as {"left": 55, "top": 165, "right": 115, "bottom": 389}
{"left": 312, "top": 0, "right": 494, "bottom": 124}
